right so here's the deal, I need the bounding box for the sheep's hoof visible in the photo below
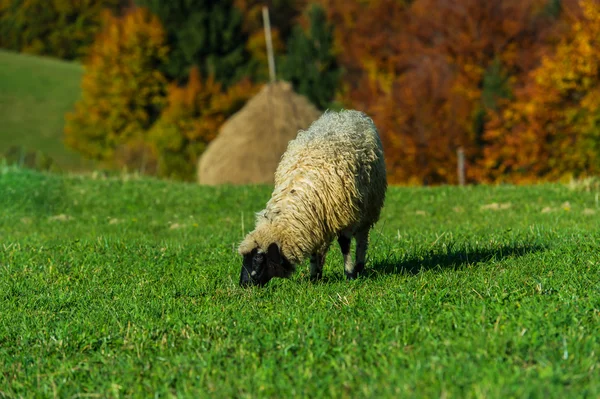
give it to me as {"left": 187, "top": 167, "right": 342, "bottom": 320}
{"left": 345, "top": 263, "right": 364, "bottom": 281}
{"left": 355, "top": 263, "right": 365, "bottom": 273}
{"left": 310, "top": 272, "right": 322, "bottom": 282}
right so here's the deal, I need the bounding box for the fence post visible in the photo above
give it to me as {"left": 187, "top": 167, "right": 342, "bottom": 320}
{"left": 457, "top": 147, "right": 465, "bottom": 186}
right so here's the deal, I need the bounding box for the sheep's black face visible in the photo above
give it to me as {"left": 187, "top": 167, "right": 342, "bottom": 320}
{"left": 239, "top": 249, "right": 269, "bottom": 287}
{"left": 239, "top": 243, "right": 291, "bottom": 287}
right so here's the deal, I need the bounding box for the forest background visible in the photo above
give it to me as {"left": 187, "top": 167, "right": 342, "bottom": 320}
{"left": 2, "top": 0, "right": 599, "bottom": 185}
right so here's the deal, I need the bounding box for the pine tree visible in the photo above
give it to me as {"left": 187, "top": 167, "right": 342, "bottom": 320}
{"left": 472, "top": 59, "right": 513, "bottom": 147}
{"left": 134, "top": 0, "right": 253, "bottom": 86}
{"left": 234, "top": 0, "right": 304, "bottom": 82}
{"left": 279, "top": 4, "right": 341, "bottom": 110}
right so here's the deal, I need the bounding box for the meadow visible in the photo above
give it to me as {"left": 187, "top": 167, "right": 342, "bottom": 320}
{"left": 0, "top": 165, "right": 598, "bottom": 397}
{"left": 0, "top": 50, "right": 90, "bottom": 171}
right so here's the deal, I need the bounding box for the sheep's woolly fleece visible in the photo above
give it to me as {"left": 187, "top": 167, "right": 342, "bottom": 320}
{"left": 238, "top": 109, "right": 387, "bottom": 265}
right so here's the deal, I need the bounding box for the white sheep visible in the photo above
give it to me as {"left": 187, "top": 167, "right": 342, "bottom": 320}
{"left": 238, "top": 109, "right": 387, "bottom": 286}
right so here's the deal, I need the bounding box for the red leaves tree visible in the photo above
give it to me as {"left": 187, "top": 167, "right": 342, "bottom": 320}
{"left": 319, "top": 0, "right": 568, "bottom": 184}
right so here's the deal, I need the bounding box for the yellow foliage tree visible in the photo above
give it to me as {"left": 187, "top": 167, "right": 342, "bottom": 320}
{"left": 148, "top": 67, "right": 260, "bottom": 180}
{"left": 0, "top": 0, "right": 122, "bottom": 59}
{"left": 64, "top": 7, "right": 168, "bottom": 173}
{"left": 481, "top": 0, "right": 600, "bottom": 182}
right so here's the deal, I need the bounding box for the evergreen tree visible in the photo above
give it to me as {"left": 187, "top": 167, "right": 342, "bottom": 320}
{"left": 472, "top": 58, "right": 513, "bottom": 146}
{"left": 134, "top": 0, "right": 253, "bottom": 86}
{"left": 235, "top": 0, "right": 304, "bottom": 82}
{"left": 279, "top": 4, "right": 341, "bottom": 110}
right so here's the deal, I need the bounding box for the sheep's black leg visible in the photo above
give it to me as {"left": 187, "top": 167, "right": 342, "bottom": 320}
{"left": 353, "top": 229, "right": 369, "bottom": 278}
{"left": 344, "top": 230, "right": 369, "bottom": 280}
{"left": 338, "top": 231, "right": 356, "bottom": 280}
{"left": 310, "top": 252, "right": 326, "bottom": 281}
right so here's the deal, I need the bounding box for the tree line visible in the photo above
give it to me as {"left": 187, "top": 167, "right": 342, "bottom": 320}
{"left": 1, "top": 0, "right": 599, "bottom": 184}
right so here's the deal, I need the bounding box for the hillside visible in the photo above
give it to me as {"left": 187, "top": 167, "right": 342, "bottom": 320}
{"left": 1, "top": 167, "right": 599, "bottom": 397}
{"left": 0, "top": 50, "right": 92, "bottom": 170}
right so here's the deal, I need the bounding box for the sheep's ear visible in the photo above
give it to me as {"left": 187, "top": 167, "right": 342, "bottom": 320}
{"left": 266, "top": 243, "right": 281, "bottom": 265}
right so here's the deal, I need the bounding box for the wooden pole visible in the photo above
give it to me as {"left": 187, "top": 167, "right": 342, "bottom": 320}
{"left": 457, "top": 147, "right": 465, "bottom": 186}
{"left": 262, "top": 6, "right": 276, "bottom": 83}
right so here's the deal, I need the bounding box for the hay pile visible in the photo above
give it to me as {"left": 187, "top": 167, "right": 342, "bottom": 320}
{"left": 197, "top": 81, "right": 321, "bottom": 185}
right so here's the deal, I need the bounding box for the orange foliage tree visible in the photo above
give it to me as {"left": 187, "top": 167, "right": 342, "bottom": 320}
{"left": 481, "top": 0, "right": 600, "bottom": 182}
{"left": 383, "top": 0, "right": 557, "bottom": 184}
{"left": 316, "top": 0, "right": 406, "bottom": 110}
{"left": 148, "top": 67, "right": 260, "bottom": 180}
{"left": 64, "top": 7, "right": 168, "bottom": 173}
{"left": 318, "top": 0, "right": 564, "bottom": 184}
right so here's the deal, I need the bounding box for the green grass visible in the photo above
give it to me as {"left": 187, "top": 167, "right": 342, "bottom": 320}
{"left": 1, "top": 166, "right": 599, "bottom": 398}
{"left": 0, "top": 50, "right": 91, "bottom": 171}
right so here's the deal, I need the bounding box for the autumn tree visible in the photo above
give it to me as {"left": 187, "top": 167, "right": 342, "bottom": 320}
{"left": 64, "top": 7, "right": 168, "bottom": 172}
{"left": 315, "top": 0, "right": 408, "bottom": 108}
{"left": 481, "top": 0, "right": 600, "bottom": 182}
{"left": 0, "top": 0, "right": 123, "bottom": 59}
{"left": 317, "top": 0, "right": 564, "bottom": 184}
{"left": 148, "top": 67, "right": 260, "bottom": 180}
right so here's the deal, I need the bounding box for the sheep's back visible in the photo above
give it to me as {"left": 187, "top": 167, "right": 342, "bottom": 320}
{"left": 270, "top": 110, "right": 386, "bottom": 236}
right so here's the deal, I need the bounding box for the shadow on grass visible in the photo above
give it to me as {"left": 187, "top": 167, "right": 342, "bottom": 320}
{"left": 369, "top": 242, "right": 548, "bottom": 276}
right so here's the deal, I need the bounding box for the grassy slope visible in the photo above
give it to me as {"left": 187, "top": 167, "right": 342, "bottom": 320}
{"left": 0, "top": 167, "right": 599, "bottom": 398}
{"left": 0, "top": 50, "right": 90, "bottom": 170}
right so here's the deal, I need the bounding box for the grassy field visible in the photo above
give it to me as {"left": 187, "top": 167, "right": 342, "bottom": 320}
{"left": 0, "top": 166, "right": 599, "bottom": 398}
{"left": 0, "top": 50, "right": 91, "bottom": 171}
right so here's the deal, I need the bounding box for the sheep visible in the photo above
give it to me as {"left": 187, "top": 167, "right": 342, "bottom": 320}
{"left": 238, "top": 109, "right": 387, "bottom": 287}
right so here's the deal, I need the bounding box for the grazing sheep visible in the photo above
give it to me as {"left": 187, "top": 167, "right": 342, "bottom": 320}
{"left": 238, "top": 109, "right": 387, "bottom": 287}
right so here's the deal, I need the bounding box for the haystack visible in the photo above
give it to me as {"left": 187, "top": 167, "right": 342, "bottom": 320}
{"left": 197, "top": 81, "right": 321, "bottom": 185}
